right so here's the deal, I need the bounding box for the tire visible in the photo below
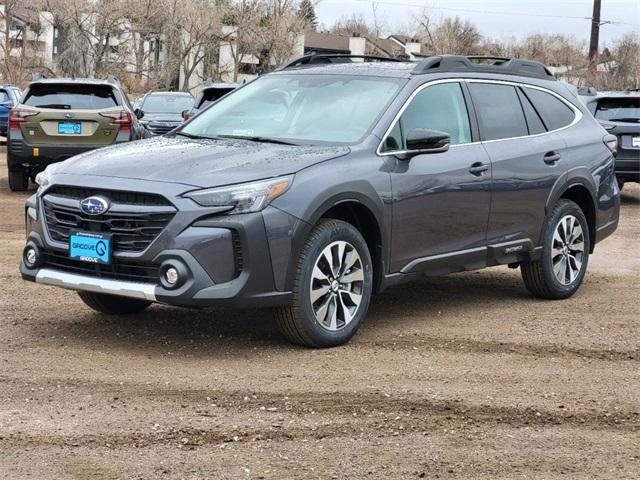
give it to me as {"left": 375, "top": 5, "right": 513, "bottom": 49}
{"left": 274, "top": 219, "right": 373, "bottom": 348}
{"left": 521, "top": 199, "right": 590, "bottom": 299}
{"left": 8, "top": 165, "right": 28, "bottom": 192}
{"left": 78, "top": 291, "right": 151, "bottom": 315}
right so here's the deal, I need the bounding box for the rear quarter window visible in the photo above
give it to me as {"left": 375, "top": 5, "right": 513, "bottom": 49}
{"left": 24, "top": 84, "right": 119, "bottom": 110}
{"left": 523, "top": 87, "right": 576, "bottom": 131}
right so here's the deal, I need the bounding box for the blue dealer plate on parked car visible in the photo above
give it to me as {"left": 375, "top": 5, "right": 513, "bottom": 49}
{"left": 58, "top": 121, "right": 81, "bottom": 134}
{"left": 69, "top": 231, "right": 111, "bottom": 264}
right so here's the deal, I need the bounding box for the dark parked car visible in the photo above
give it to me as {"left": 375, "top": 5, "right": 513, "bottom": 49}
{"left": 0, "top": 84, "right": 22, "bottom": 136}
{"left": 21, "top": 55, "right": 619, "bottom": 347}
{"left": 581, "top": 90, "right": 639, "bottom": 189}
{"left": 183, "top": 81, "right": 239, "bottom": 120}
{"left": 137, "top": 91, "right": 194, "bottom": 135}
{"left": 6, "top": 76, "right": 146, "bottom": 191}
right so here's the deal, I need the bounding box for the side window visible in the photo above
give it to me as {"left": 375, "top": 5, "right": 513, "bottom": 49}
{"left": 469, "top": 83, "right": 528, "bottom": 141}
{"left": 523, "top": 87, "right": 575, "bottom": 131}
{"left": 399, "top": 82, "right": 472, "bottom": 146}
{"left": 517, "top": 88, "right": 546, "bottom": 135}
{"left": 0, "top": 90, "right": 9, "bottom": 103}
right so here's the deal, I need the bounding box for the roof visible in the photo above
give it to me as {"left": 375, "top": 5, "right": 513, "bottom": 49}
{"left": 202, "top": 83, "right": 239, "bottom": 90}
{"left": 30, "top": 78, "right": 119, "bottom": 87}
{"left": 304, "top": 32, "right": 351, "bottom": 53}
{"left": 146, "top": 91, "right": 193, "bottom": 96}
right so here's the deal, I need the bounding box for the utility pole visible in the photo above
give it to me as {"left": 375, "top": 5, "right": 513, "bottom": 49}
{"left": 588, "top": 0, "right": 602, "bottom": 79}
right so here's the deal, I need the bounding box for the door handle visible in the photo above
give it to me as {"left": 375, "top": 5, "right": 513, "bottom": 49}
{"left": 544, "top": 151, "right": 561, "bottom": 164}
{"left": 469, "top": 162, "right": 489, "bottom": 176}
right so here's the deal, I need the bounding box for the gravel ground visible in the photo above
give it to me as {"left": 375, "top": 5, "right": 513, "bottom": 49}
{"left": 0, "top": 153, "right": 638, "bottom": 479}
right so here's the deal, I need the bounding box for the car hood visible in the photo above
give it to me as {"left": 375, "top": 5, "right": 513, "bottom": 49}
{"left": 141, "top": 112, "right": 184, "bottom": 123}
{"left": 53, "top": 136, "right": 350, "bottom": 188}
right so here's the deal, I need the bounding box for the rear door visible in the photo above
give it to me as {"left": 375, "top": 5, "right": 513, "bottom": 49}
{"left": 20, "top": 83, "right": 122, "bottom": 146}
{"left": 468, "top": 81, "right": 573, "bottom": 252}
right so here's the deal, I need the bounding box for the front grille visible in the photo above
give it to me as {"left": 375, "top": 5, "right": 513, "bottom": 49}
{"left": 42, "top": 250, "right": 158, "bottom": 283}
{"left": 48, "top": 186, "right": 172, "bottom": 207}
{"left": 43, "top": 188, "right": 176, "bottom": 253}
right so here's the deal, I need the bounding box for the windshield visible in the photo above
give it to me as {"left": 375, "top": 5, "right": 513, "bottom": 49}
{"left": 595, "top": 97, "right": 640, "bottom": 123}
{"left": 182, "top": 74, "right": 404, "bottom": 144}
{"left": 142, "top": 94, "right": 194, "bottom": 114}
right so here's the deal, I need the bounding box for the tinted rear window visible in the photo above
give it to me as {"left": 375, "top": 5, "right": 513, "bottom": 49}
{"left": 24, "top": 84, "right": 119, "bottom": 110}
{"left": 523, "top": 87, "right": 575, "bottom": 130}
{"left": 594, "top": 97, "right": 640, "bottom": 123}
{"left": 469, "top": 83, "right": 528, "bottom": 141}
{"left": 199, "top": 88, "right": 235, "bottom": 108}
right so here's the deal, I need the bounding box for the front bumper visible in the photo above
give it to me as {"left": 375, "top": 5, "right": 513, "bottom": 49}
{"left": 20, "top": 176, "right": 297, "bottom": 308}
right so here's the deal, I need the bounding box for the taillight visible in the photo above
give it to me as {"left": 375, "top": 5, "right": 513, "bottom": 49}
{"left": 9, "top": 108, "right": 38, "bottom": 127}
{"left": 99, "top": 110, "right": 132, "bottom": 130}
{"left": 603, "top": 134, "right": 617, "bottom": 154}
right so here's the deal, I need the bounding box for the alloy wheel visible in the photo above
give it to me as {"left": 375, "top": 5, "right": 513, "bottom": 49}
{"left": 551, "top": 214, "right": 585, "bottom": 285}
{"left": 310, "top": 240, "right": 364, "bottom": 331}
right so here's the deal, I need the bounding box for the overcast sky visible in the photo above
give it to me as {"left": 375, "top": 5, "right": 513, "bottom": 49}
{"left": 315, "top": 0, "right": 640, "bottom": 45}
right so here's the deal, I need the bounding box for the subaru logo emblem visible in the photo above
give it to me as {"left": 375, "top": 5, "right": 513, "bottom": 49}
{"left": 80, "top": 196, "right": 110, "bottom": 216}
{"left": 64, "top": 112, "right": 75, "bottom": 119}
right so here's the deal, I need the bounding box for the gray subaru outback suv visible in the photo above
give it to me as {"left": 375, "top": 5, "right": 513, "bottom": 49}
{"left": 21, "top": 55, "right": 620, "bottom": 347}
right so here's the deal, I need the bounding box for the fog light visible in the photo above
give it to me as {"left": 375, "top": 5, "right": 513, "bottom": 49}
{"left": 165, "top": 267, "right": 179, "bottom": 285}
{"left": 23, "top": 245, "right": 40, "bottom": 268}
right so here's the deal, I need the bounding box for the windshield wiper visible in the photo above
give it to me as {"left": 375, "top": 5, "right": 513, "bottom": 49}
{"left": 217, "top": 135, "right": 298, "bottom": 146}
{"left": 175, "top": 131, "right": 222, "bottom": 140}
{"left": 607, "top": 118, "right": 640, "bottom": 123}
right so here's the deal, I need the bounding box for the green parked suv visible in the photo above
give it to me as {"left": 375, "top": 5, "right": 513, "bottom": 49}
{"left": 6, "top": 77, "right": 146, "bottom": 191}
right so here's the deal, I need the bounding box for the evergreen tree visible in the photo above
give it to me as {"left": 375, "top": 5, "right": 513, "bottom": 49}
{"left": 298, "top": 0, "right": 318, "bottom": 31}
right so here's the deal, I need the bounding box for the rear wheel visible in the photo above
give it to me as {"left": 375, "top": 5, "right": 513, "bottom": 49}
{"left": 521, "top": 200, "right": 590, "bottom": 299}
{"left": 8, "top": 165, "right": 28, "bottom": 192}
{"left": 274, "top": 219, "right": 373, "bottom": 348}
{"left": 78, "top": 291, "right": 151, "bottom": 315}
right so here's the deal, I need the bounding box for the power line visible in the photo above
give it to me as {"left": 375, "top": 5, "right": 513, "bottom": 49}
{"left": 325, "top": 0, "right": 640, "bottom": 27}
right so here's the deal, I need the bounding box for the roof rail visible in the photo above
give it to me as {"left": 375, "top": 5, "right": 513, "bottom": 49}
{"left": 411, "top": 55, "right": 555, "bottom": 80}
{"left": 279, "top": 54, "right": 404, "bottom": 70}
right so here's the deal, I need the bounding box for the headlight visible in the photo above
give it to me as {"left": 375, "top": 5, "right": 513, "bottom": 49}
{"left": 182, "top": 175, "right": 293, "bottom": 214}
{"left": 35, "top": 168, "right": 51, "bottom": 194}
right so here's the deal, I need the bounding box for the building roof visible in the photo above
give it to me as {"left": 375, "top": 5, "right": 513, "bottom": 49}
{"left": 304, "top": 32, "right": 351, "bottom": 53}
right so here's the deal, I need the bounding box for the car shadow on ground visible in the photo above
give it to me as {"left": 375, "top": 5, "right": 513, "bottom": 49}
{"left": 620, "top": 187, "right": 640, "bottom": 206}
{"left": 42, "top": 269, "right": 530, "bottom": 355}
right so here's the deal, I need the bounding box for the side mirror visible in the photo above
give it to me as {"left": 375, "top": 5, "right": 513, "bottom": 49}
{"left": 134, "top": 108, "right": 144, "bottom": 119}
{"left": 400, "top": 128, "right": 450, "bottom": 159}
{"left": 181, "top": 110, "right": 190, "bottom": 121}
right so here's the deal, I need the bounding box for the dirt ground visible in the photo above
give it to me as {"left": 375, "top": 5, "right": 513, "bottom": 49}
{"left": 0, "top": 152, "right": 638, "bottom": 480}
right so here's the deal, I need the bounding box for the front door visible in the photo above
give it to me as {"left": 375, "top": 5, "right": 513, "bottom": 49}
{"left": 382, "top": 81, "right": 492, "bottom": 273}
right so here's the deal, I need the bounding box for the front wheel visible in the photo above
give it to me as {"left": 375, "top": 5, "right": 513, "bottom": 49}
{"left": 274, "top": 219, "right": 373, "bottom": 348}
{"left": 78, "top": 291, "right": 151, "bottom": 315}
{"left": 521, "top": 199, "right": 590, "bottom": 299}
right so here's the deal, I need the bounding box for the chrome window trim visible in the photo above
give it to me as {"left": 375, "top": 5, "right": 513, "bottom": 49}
{"left": 376, "top": 78, "right": 583, "bottom": 157}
